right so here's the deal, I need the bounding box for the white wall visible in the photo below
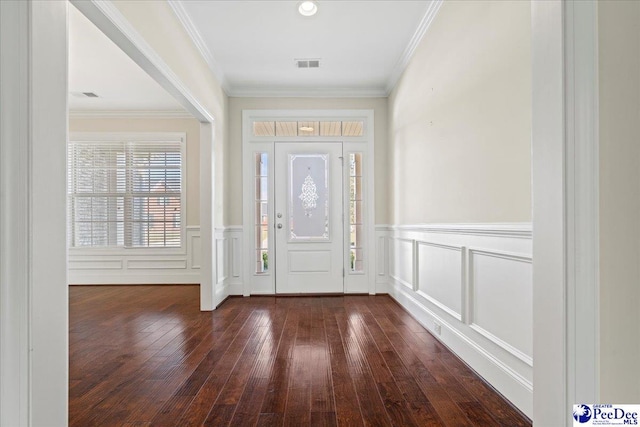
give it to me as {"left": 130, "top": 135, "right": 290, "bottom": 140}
{"left": 598, "top": 0, "right": 640, "bottom": 403}
{"left": 227, "top": 97, "right": 389, "bottom": 225}
{"left": 388, "top": 0, "right": 531, "bottom": 224}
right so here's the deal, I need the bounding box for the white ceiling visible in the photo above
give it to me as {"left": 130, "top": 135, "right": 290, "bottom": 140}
{"left": 69, "top": 4, "right": 184, "bottom": 112}
{"left": 68, "top": 0, "right": 436, "bottom": 111}
{"left": 175, "top": 0, "right": 435, "bottom": 96}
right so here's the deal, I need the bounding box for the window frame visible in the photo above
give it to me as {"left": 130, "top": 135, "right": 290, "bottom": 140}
{"left": 67, "top": 132, "right": 187, "bottom": 256}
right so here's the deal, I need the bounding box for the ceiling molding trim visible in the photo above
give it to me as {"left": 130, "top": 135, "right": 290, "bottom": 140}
{"left": 228, "top": 86, "right": 388, "bottom": 98}
{"left": 70, "top": 0, "right": 215, "bottom": 123}
{"left": 167, "top": 0, "right": 230, "bottom": 95}
{"left": 69, "top": 109, "right": 193, "bottom": 119}
{"left": 385, "top": 0, "right": 443, "bottom": 95}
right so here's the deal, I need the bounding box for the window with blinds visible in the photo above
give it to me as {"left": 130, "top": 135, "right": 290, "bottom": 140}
{"left": 68, "top": 135, "right": 184, "bottom": 249}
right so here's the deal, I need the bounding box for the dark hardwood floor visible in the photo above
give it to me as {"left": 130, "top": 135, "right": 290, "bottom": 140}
{"left": 69, "top": 285, "right": 531, "bottom": 426}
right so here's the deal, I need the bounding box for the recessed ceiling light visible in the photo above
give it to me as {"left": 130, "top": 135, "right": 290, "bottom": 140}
{"left": 298, "top": 1, "right": 318, "bottom": 17}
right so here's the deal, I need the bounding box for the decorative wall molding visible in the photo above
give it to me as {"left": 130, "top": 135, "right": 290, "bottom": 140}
{"left": 468, "top": 248, "right": 533, "bottom": 367}
{"left": 69, "top": 109, "right": 193, "bottom": 119}
{"left": 215, "top": 227, "right": 243, "bottom": 295}
{"left": 68, "top": 226, "right": 243, "bottom": 290}
{"left": 188, "top": 225, "right": 201, "bottom": 269}
{"left": 375, "top": 230, "right": 389, "bottom": 294}
{"left": 69, "top": 227, "right": 202, "bottom": 284}
{"left": 415, "top": 241, "right": 465, "bottom": 322}
{"left": 385, "top": 0, "right": 443, "bottom": 94}
{"left": 389, "top": 237, "right": 415, "bottom": 290}
{"left": 377, "top": 223, "right": 532, "bottom": 238}
{"left": 378, "top": 223, "right": 533, "bottom": 417}
{"left": 228, "top": 85, "right": 388, "bottom": 98}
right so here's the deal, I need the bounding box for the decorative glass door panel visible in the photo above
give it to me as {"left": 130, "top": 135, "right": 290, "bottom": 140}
{"left": 289, "top": 154, "right": 329, "bottom": 241}
{"left": 274, "top": 142, "right": 343, "bottom": 294}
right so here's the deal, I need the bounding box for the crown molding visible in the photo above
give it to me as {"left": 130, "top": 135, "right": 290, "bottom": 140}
{"left": 227, "top": 85, "right": 388, "bottom": 98}
{"left": 69, "top": 109, "right": 193, "bottom": 119}
{"left": 167, "top": 0, "right": 230, "bottom": 95}
{"left": 385, "top": 0, "right": 443, "bottom": 95}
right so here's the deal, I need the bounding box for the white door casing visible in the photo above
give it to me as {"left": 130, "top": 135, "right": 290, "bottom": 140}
{"left": 274, "top": 142, "right": 344, "bottom": 293}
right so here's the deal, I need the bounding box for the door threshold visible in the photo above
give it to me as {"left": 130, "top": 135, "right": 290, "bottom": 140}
{"left": 268, "top": 292, "right": 370, "bottom": 297}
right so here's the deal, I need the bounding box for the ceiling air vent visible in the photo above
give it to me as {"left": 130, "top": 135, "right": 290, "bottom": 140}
{"left": 295, "top": 58, "right": 320, "bottom": 69}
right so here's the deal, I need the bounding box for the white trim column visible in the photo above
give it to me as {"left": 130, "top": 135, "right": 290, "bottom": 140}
{"left": 565, "top": 0, "right": 600, "bottom": 407}
{"left": 200, "top": 122, "right": 219, "bottom": 310}
{"left": 1, "top": 1, "right": 31, "bottom": 424}
{"left": 532, "top": 0, "right": 600, "bottom": 425}
{"left": 0, "top": 1, "right": 69, "bottom": 425}
{"left": 531, "top": 0, "right": 568, "bottom": 425}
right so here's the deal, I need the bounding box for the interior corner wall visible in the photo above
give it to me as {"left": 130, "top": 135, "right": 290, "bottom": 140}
{"left": 597, "top": 0, "right": 640, "bottom": 403}
{"left": 112, "top": 0, "right": 228, "bottom": 227}
{"left": 382, "top": 0, "right": 534, "bottom": 416}
{"left": 388, "top": 0, "right": 532, "bottom": 224}
{"left": 227, "top": 97, "right": 389, "bottom": 225}
{"left": 69, "top": 117, "right": 201, "bottom": 226}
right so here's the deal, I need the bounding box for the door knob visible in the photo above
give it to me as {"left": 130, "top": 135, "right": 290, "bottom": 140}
{"left": 277, "top": 223, "right": 283, "bottom": 229}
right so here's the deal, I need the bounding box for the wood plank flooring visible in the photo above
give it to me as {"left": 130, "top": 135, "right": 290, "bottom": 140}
{"left": 69, "top": 285, "right": 531, "bottom": 426}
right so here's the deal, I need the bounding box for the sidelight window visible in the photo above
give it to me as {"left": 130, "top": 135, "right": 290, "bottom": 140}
{"left": 348, "top": 153, "right": 364, "bottom": 272}
{"left": 255, "top": 152, "right": 269, "bottom": 273}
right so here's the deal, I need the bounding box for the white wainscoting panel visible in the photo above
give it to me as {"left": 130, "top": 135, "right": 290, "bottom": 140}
{"left": 389, "top": 237, "right": 415, "bottom": 290}
{"left": 375, "top": 229, "right": 389, "bottom": 293}
{"left": 378, "top": 223, "right": 533, "bottom": 418}
{"left": 189, "top": 233, "right": 201, "bottom": 269}
{"left": 224, "top": 227, "right": 244, "bottom": 295}
{"left": 469, "top": 249, "right": 533, "bottom": 365}
{"left": 68, "top": 259, "right": 123, "bottom": 270}
{"left": 416, "top": 242, "right": 464, "bottom": 321}
{"left": 68, "top": 226, "right": 202, "bottom": 284}
{"left": 127, "top": 259, "right": 187, "bottom": 270}
{"left": 215, "top": 231, "right": 227, "bottom": 284}
{"left": 68, "top": 226, "right": 245, "bottom": 290}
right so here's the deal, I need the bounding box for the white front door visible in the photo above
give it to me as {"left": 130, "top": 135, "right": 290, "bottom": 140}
{"left": 274, "top": 142, "right": 344, "bottom": 293}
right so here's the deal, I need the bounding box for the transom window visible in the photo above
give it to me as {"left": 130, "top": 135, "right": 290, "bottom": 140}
{"left": 67, "top": 133, "right": 184, "bottom": 249}
{"left": 252, "top": 120, "right": 364, "bottom": 137}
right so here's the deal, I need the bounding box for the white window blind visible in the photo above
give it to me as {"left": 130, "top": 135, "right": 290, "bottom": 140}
{"left": 68, "top": 137, "right": 183, "bottom": 248}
